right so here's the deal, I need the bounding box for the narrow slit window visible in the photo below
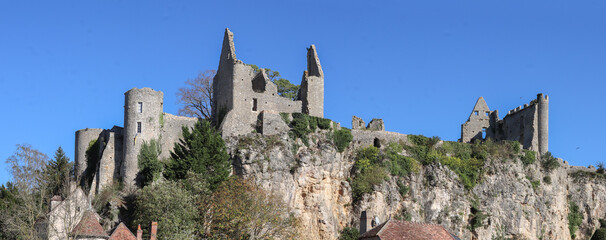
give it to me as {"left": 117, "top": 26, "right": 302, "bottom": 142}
{"left": 138, "top": 102, "right": 143, "bottom": 113}
{"left": 137, "top": 122, "right": 142, "bottom": 133}
{"left": 252, "top": 98, "right": 258, "bottom": 111}
{"left": 474, "top": 111, "right": 479, "bottom": 115}
{"left": 482, "top": 128, "right": 486, "bottom": 139}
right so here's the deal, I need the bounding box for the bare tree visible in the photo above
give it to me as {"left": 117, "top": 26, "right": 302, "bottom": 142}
{"left": 177, "top": 70, "right": 215, "bottom": 119}
{"left": 2, "top": 144, "right": 50, "bottom": 239}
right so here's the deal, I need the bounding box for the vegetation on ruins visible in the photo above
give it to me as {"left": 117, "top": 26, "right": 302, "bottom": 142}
{"left": 83, "top": 139, "right": 100, "bottom": 190}
{"left": 177, "top": 70, "right": 215, "bottom": 119}
{"left": 250, "top": 64, "right": 301, "bottom": 100}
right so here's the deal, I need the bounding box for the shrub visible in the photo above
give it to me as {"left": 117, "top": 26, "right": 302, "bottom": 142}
{"left": 440, "top": 156, "right": 483, "bottom": 190}
{"left": 333, "top": 129, "right": 353, "bottom": 152}
{"left": 521, "top": 150, "right": 536, "bottom": 166}
{"left": 530, "top": 180, "right": 540, "bottom": 192}
{"left": 279, "top": 112, "right": 290, "bottom": 124}
{"left": 510, "top": 141, "right": 521, "bottom": 154}
{"left": 385, "top": 142, "right": 419, "bottom": 177}
{"left": 397, "top": 181, "right": 409, "bottom": 197}
{"left": 338, "top": 227, "right": 360, "bottom": 240}
{"left": 542, "top": 152, "right": 560, "bottom": 173}
{"left": 355, "top": 146, "right": 379, "bottom": 173}
{"left": 543, "top": 175, "right": 552, "bottom": 184}
{"left": 351, "top": 167, "right": 387, "bottom": 202}
{"left": 469, "top": 199, "right": 486, "bottom": 232}
{"left": 568, "top": 202, "right": 583, "bottom": 239}
{"left": 137, "top": 139, "right": 163, "bottom": 187}
{"left": 592, "top": 228, "right": 606, "bottom": 240}
{"left": 597, "top": 162, "right": 605, "bottom": 174}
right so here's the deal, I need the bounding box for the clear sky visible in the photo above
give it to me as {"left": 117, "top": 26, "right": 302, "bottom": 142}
{"left": 1, "top": 1, "right": 605, "bottom": 185}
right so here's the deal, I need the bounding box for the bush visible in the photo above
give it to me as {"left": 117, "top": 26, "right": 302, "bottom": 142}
{"left": 592, "top": 228, "right": 606, "bottom": 240}
{"left": 385, "top": 142, "right": 419, "bottom": 177}
{"left": 338, "top": 227, "right": 360, "bottom": 240}
{"left": 133, "top": 180, "right": 200, "bottom": 239}
{"left": 510, "top": 141, "right": 521, "bottom": 154}
{"left": 543, "top": 175, "right": 552, "bottom": 184}
{"left": 568, "top": 202, "right": 583, "bottom": 239}
{"left": 530, "top": 180, "right": 540, "bottom": 192}
{"left": 279, "top": 112, "right": 290, "bottom": 124}
{"left": 597, "top": 162, "right": 605, "bottom": 174}
{"left": 138, "top": 139, "right": 163, "bottom": 187}
{"left": 542, "top": 152, "right": 560, "bottom": 173}
{"left": 351, "top": 167, "right": 387, "bottom": 202}
{"left": 333, "top": 129, "right": 353, "bottom": 152}
{"left": 521, "top": 150, "right": 536, "bottom": 166}
{"left": 165, "top": 120, "right": 231, "bottom": 191}
{"left": 397, "top": 181, "right": 409, "bottom": 197}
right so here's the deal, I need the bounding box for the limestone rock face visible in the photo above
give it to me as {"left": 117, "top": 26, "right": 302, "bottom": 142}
{"left": 224, "top": 132, "right": 606, "bottom": 240}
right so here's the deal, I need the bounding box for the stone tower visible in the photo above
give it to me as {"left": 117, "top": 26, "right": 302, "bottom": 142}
{"left": 74, "top": 128, "right": 103, "bottom": 180}
{"left": 213, "top": 28, "right": 325, "bottom": 136}
{"left": 300, "top": 45, "right": 324, "bottom": 118}
{"left": 537, "top": 93, "right": 549, "bottom": 154}
{"left": 122, "top": 88, "right": 164, "bottom": 187}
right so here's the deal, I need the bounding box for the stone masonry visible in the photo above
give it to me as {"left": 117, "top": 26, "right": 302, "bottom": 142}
{"left": 74, "top": 88, "right": 197, "bottom": 191}
{"left": 213, "top": 28, "right": 324, "bottom": 136}
{"left": 461, "top": 93, "right": 549, "bottom": 154}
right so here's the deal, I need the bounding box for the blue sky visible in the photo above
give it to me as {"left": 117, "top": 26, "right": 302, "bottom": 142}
{"left": 1, "top": 1, "right": 605, "bottom": 185}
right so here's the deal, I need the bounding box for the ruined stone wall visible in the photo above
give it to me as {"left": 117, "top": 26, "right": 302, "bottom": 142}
{"left": 159, "top": 113, "right": 197, "bottom": 160}
{"left": 96, "top": 127, "right": 123, "bottom": 193}
{"left": 460, "top": 97, "right": 496, "bottom": 143}
{"left": 74, "top": 128, "right": 104, "bottom": 181}
{"left": 500, "top": 103, "right": 539, "bottom": 152}
{"left": 122, "top": 88, "right": 163, "bottom": 187}
{"left": 215, "top": 28, "right": 323, "bottom": 137}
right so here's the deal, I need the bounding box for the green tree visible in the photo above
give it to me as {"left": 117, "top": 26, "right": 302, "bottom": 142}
{"left": 164, "top": 120, "right": 231, "bottom": 190}
{"left": 0, "top": 183, "right": 20, "bottom": 239}
{"left": 137, "top": 139, "right": 163, "bottom": 187}
{"left": 132, "top": 180, "right": 200, "bottom": 239}
{"left": 206, "top": 177, "right": 298, "bottom": 239}
{"left": 45, "top": 146, "right": 72, "bottom": 198}
{"left": 250, "top": 65, "right": 300, "bottom": 100}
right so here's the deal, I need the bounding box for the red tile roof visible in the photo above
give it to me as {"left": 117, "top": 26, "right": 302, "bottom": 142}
{"left": 359, "top": 219, "right": 458, "bottom": 240}
{"left": 109, "top": 223, "right": 137, "bottom": 240}
{"left": 71, "top": 210, "right": 109, "bottom": 238}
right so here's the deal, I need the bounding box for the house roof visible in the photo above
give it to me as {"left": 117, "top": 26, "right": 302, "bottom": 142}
{"left": 109, "top": 222, "right": 137, "bottom": 240}
{"left": 71, "top": 210, "right": 109, "bottom": 239}
{"left": 359, "top": 219, "right": 458, "bottom": 240}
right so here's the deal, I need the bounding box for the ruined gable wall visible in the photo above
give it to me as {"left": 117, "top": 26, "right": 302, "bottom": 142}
{"left": 96, "top": 127, "right": 123, "bottom": 193}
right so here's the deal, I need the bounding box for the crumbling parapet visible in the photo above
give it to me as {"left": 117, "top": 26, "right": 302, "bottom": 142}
{"left": 352, "top": 116, "right": 365, "bottom": 130}
{"left": 367, "top": 119, "right": 385, "bottom": 131}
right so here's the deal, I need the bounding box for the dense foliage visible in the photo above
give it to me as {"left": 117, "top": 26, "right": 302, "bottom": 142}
{"left": 45, "top": 147, "right": 72, "bottom": 198}
{"left": 332, "top": 129, "right": 353, "bottom": 152}
{"left": 133, "top": 180, "right": 200, "bottom": 239}
{"left": 165, "top": 120, "right": 231, "bottom": 190}
{"left": 338, "top": 227, "right": 360, "bottom": 240}
{"left": 137, "top": 139, "right": 163, "bottom": 187}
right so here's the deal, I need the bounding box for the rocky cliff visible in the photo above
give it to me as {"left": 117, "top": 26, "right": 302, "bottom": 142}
{"left": 224, "top": 122, "right": 606, "bottom": 240}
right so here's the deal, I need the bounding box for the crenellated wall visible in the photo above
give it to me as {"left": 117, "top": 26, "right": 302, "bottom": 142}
{"left": 460, "top": 94, "right": 549, "bottom": 154}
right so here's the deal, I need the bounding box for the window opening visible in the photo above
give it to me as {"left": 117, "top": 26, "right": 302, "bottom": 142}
{"left": 252, "top": 98, "right": 258, "bottom": 111}
{"left": 485, "top": 111, "right": 489, "bottom": 116}
{"left": 482, "top": 128, "right": 486, "bottom": 139}
{"left": 137, "top": 122, "right": 142, "bottom": 133}
{"left": 474, "top": 111, "right": 479, "bottom": 115}
{"left": 138, "top": 102, "right": 143, "bottom": 113}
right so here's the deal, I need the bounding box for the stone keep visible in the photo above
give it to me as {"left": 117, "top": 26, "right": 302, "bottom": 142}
{"left": 75, "top": 88, "right": 197, "bottom": 190}
{"left": 212, "top": 28, "right": 324, "bottom": 136}
{"left": 461, "top": 93, "right": 549, "bottom": 154}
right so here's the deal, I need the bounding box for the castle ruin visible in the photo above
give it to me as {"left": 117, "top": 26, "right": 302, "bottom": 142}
{"left": 74, "top": 88, "right": 197, "bottom": 190}
{"left": 213, "top": 28, "right": 324, "bottom": 136}
{"left": 460, "top": 93, "right": 549, "bottom": 154}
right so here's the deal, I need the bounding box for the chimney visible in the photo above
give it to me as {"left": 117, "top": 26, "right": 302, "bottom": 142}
{"left": 136, "top": 224, "right": 142, "bottom": 240}
{"left": 150, "top": 222, "right": 157, "bottom": 240}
